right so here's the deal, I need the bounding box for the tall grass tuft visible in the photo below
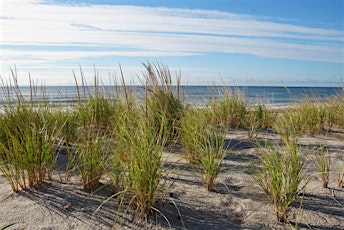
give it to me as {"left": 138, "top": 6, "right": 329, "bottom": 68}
{"left": 74, "top": 72, "right": 118, "bottom": 136}
{"left": 276, "top": 91, "right": 344, "bottom": 136}
{"left": 75, "top": 134, "right": 110, "bottom": 190}
{"left": 254, "top": 139, "right": 307, "bottom": 222}
{"left": 207, "top": 87, "right": 247, "bottom": 128}
{"left": 273, "top": 109, "right": 301, "bottom": 143}
{"left": 196, "top": 126, "right": 227, "bottom": 191}
{"left": 142, "top": 62, "right": 185, "bottom": 146}
{"left": 51, "top": 110, "right": 79, "bottom": 182}
{"left": 274, "top": 97, "right": 332, "bottom": 139}
{"left": 246, "top": 104, "right": 276, "bottom": 138}
{"left": 180, "top": 106, "right": 228, "bottom": 191}
{"left": 179, "top": 107, "right": 207, "bottom": 163}
{"left": 112, "top": 94, "right": 169, "bottom": 216}
{"left": 0, "top": 76, "right": 61, "bottom": 192}
{"left": 71, "top": 71, "right": 120, "bottom": 189}
{"left": 0, "top": 107, "right": 59, "bottom": 191}
{"left": 326, "top": 91, "right": 344, "bottom": 129}
{"left": 314, "top": 147, "right": 331, "bottom": 188}
{"left": 297, "top": 97, "right": 327, "bottom": 136}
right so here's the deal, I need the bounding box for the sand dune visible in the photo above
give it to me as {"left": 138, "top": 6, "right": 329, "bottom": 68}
{"left": 1, "top": 130, "right": 343, "bottom": 229}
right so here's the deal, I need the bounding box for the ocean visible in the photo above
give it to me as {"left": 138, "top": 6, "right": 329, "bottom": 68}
{"left": 181, "top": 86, "right": 342, "bottom": 107}
{"left": 0, "top": 85, "right": 342, "bottom": 107}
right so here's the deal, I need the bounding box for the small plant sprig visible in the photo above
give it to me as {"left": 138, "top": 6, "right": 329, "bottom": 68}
{"left": 315, "top": 147, "right": 331, "bottom": 188}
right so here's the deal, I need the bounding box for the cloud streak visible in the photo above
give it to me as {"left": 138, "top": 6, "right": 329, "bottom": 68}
{"left": 2, "top": 0, "right": 343, "bottom": 62}
{"left": 0, "top": 0, "right": 343, "bottom": 86}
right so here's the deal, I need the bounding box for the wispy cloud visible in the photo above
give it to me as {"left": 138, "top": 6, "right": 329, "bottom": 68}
{"left": 0, "top": 0, "right": 343, "bottom": 85}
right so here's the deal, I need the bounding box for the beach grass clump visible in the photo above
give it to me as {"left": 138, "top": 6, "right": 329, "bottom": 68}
{"left": 0, "top": 74, "right": 65, "bottom": 192}
{"left": 142, "top": 63, "right": 185, "bottom": 145}
{"left": 326, "top": 92, "right": 344, "bottom": 129}
{"left": 180, "top": 106, "right": 228, "bottom": 191}
{"left": 196, "top": 126, "right": 227, "bottom": 191}
{"left": 76, "top": 96, "right": 117, "bottom": 136}
{"left": 254, "top": 139, "right": 307, "bottom": 222}
{"left": 274, "top": 97, "right": 333, "bottom": 138}
{"left": 0, "top": 104, "right": 60, "bottom": 192}
{"left": 246, "top": 104, "right": 276, "bottom": 138}
{"left": 43, "top": 109, "right": 79, "bottom": 182}
{"left": 179, "top": 107, "right": 207, "bottom": 163}
{"left": 276, "top": 91, "right": 344, "bottom": 135}
{"left": 71, "top": 78, "right": 120, "bottom": 189}
{"left": 208, "top": 88, "right": 247, "bottom": 128}
{"left": 314, "top": 147, "right": 331, "bottom": 188}
{"left": 74, "top": 133, "right": 110, "bottom": 190}
{"left": 111, "top": 98, "right": 169, "bottom": 216}
{"left": 73, "top": 71, "right": 122, "bottom": 135}
{"left": 273, "top": 110, "right": 301, "bottom": 143}
{"left": 50, "top": 110, "right": 78, "bottom": 144}
{"left": 296, "top": 98, "right": 327, "bottom": 135}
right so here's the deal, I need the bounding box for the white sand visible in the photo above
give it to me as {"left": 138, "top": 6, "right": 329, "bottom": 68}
{"left": 1, "top": 130, "right": 343, "bottom": 229}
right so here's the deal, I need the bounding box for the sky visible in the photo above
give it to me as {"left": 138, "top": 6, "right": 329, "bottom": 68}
{"left": 1, "top": 0, "right": 343, "bottom": 86}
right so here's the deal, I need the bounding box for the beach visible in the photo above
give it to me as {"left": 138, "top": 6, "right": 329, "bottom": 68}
{"left": 0, "top": 71, "right": 343, "bottom": 230}
{"left": 2, "top": 0, "right": 343, "bottom": 228}
{"left": 1, "top": 128, "right": 343, "bottom": 230}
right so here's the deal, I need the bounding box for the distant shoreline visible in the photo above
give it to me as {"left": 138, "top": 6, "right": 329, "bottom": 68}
{"left": 0, "top": 85, "right": 341, "bottom": 108}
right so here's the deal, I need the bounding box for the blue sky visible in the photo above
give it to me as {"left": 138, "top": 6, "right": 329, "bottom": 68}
{"left": 1, "top": 0, "right": 343, "bottom": 86}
